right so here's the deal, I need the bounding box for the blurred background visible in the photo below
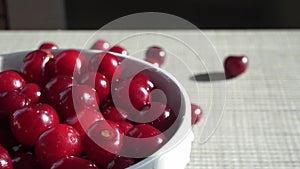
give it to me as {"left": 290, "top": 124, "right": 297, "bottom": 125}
{"left": 0, "top": 0, "right": 300, "bottom": 29}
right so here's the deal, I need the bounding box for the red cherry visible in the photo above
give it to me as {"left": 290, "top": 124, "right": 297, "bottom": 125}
{"left": 132, "top": 73, "right": 154, "bottom": 91}
{"left": 84, "top": 120, "right": 124, "bottom": 168}
{"left": 191, "top": 103, "right": 203, "bottom": 125}
{"left": 39, "top": 42, "right": 58, "bottom": 50}
{"left": 107, "top": 156, "right": 135, "bottom": 169}
{"left": 224, "top": 55, "right": 249, "bottom": 77}
{"left": 91, "top": 39, "right": 110, "bottom": 51}
{"left": 50, "top": 156, "right": 99, "bottom": 169}
{"left": 80, "top": 72, "right": 110, "bottom": 103}
{"left": 144, "top": 57, "right": 160, "bottom": 67}
{"left": 116, "top": 121, "right": 134, "bottom": 135}
{"left": 10, "top": 103, "right": 59, "bottom": 146}
{"left": 21, "top": 50, "right": 52, "bottom": 86}
{"left": 54, "top": 49, "right": 87, "bottom": 77}
{"left": 145, "top": 46, "right": 166, "bottom": 67}
{"left": 35, "top": 124, "right": 83, "bottom": 169}
{"left": 89, "top": 52, "right": 121, "bottom": 82}
{"left": 146, "top": 102, "right": 176, "bottom": 132}
{"left": 124, "top": 124, "right": 166, "bottom": 158}
{"left": 65, "top": 108, "right": 104, "bottom": 138}
{"left": 109, "top": 45, "right": 128, "bottom": 55}
{"left": 58, "top": 85, "right": 100, "bottom": 120}
{"left": 112, "top": 79, "right": 151, "bottom": 112}
{"left": 0, "top": 91, "right": 31, "bottom": 121}
{"left": 101, "top": 106, "right": 127, "bottom": 122}
{"left": 0, "top": 70, "right": 26, "bottom": 93}
{"left": 0, "top": 146, "right": 13, "bottom": 169}
{"left": 20, "top": 83, "right": 43, "bottom": 104}
{"left": 45, "top": 75, "right": 77, "bottom": 107}
{"left": 44, "top": 58, "right": 56, "bottom": 78}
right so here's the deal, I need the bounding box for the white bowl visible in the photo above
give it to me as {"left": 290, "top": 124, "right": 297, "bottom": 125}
{"left": 0, "top": 49, "right": 194, "bottom": 169}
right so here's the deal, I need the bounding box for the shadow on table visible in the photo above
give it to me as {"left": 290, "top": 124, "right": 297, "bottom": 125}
{"left": 190, "top": 72, "right": 232, "bottom": 82}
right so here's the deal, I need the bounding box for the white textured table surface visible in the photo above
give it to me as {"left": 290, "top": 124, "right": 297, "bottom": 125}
{"left": 0, "top": 30, "right": 300, "bottom": 169}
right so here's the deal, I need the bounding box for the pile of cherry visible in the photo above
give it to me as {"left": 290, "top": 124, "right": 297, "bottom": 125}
{"left": 0, "top": 39, "right": 248, "bottom": 169}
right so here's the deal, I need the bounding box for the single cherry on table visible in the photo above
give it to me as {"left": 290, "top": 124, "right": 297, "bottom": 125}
{"left": 224, "top": 55, "right": 249, "bottom": 78}
{"left": 91, "top": 39, "right": 110, "bottom": 51}
{"left": 191, "top": 103, "right": 203, "bottom": 125}
{"left": 39, "top": 42, "right": 58, "bottom": 50}
{"left": 145, "top": 46, "right": 167, "bottom": 67}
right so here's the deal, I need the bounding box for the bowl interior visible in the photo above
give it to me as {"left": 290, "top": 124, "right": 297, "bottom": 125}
{"left": 0, "top": 49, "right": 192, "bottom": 168}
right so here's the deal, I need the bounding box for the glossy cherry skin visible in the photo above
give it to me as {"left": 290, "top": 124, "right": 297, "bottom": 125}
{"left": 54, "top": 49, "right": 87, "bottom": 77}
{"left": 109, "top": 45, "right": 128, "bottom": 55}
{"left": 10, "top": 103, "right": 59, "bottom": 146}
{"left": 107, "top": 156, "right": 135, "bottom": 169}
{"left": 80, "top": 72, "right": 110, "bottom": 103}
{"left": 124, "top": 124, "right": 166, "bottom": 158}
{"left": 101, "top": 106, "right": 127, "bottom": 122}
{"left": 44, "top": 58, "right": 56, "bottom": 78}
{"left": 0, "top": 146, "right": 13, "bottom": 169}
{"left": 91, "top": 39, "right": 110, "bottom": 51}
{"left": 84, "top": 120, "right": 124, "bottom": 168}
{"left": 144, "top": 102, "right": 176, "bottom": 132}
{"left": 116, "top": 121, "right": 134, "bottom": 135}
{"left": 64, "top": 108, "right": 104, "bottom": 138}
{"left": 0, "top": 70, "right": 26, "bottom": 93}
{"left": 45, "top": 75, "right": 77, "bottom": 107}
{"left": 132, "top": 73, "right": 154, "bottom": 91}
{"left": 21, "top": 50, "right": 52, "bottom": 86}
{"left": 39, "top": 42, "right": 58, "bottom": 50}
{"left": 20, "top": 83, "right": 43, "bottom": 104}
{"left": 58, "top": 85, "right": 100, "bottom": 120}
{"left": 224, "top": 55, "right": 249, "bottom": 77}
{"left": 191, "top": 103, "right": 203, "bottom": 125}
{"left": 50, "top": 156, "right": 99, "bottom": 169}
{"left": 89, "top": 53, "right": 121, "bottom": 82}
{"left": 0, "top": 91, "right": 31, "bottom": 121}
{"left": 112, "top": 79, "right": 151, "bottom": 112}
{"left": 35, "top": 124, "right": 83, "bottom": 169}
{"left": 145, "top": 46, "right": 166, "bottom": 67}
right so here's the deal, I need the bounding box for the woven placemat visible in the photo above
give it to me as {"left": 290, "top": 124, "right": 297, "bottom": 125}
{"left": 186, "top": 30, "right": 300, "bottom": 169}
